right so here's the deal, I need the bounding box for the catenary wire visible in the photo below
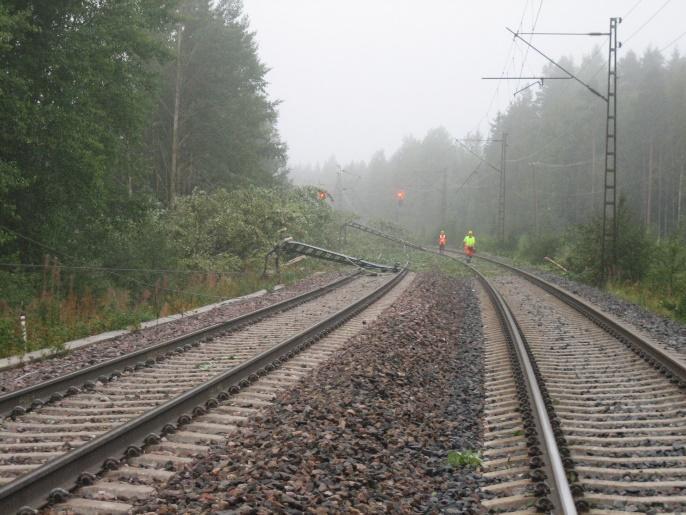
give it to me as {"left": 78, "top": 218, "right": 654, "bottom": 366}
{"left": 515, "top": 0, "right": 545, "bottom": 95}
{"left": 660, "top": 29, "right": 686, "bottom": 53}
{"left": 623, "top": 0, "right": 646, "bottom": 19}
{"left": 471, "top": 0, "right": 532, "bottom": 135}
{"left": 0, "top": 224, "right": 232, "bottom": 301}
{"left": 624, "top": 0, "right": 674, "bottom": 44}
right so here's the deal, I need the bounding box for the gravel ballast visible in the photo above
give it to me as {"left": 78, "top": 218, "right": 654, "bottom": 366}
{"left": 529, "top": 269, "right": 686, "bottom": 358}
{"left": 136, "top": 273, "right": 486, "bottom": 514}
{"left": 0, "top": 271, "right": 348, "bottom": 394}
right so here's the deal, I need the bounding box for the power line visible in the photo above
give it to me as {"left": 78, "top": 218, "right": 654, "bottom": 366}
{"left": 453, "top": 162, "right": 484, "bottom": 197}
{"left": 624, "top": 0, "right": 674, "bottom": 44}
{"left": 470, "top": 0, "right": 532, "bottom": 135}
{"left": 454, "top": 139, "right": 501, "bottom": 174}
{"left": 506, "top": 27, "right": 608, "bottom": 101}
{"left": 0, "top": 263, "right": 230, "bottom": 301}
{"left": 531, "top": 159, "right": 593, "bottom": 167}
{"left": 0, "top": 224, "right": 68, "bottom": 261}
{"left": 514, "top": 0, "right": 544, "bottom": 95}
{"left": 516, "top": 32, "right": 607, "bottom": 36}
{"left": 660, "top": 29, "right": 686, "bottom": 53}
{"left": 0, "top": 224, "right": 230, "bottom": 301}
{"left": 622, "top": 0, "right": 646, "bottom": 19}
{"left": 0, "top": 263, "right": 232, "bottom": 276}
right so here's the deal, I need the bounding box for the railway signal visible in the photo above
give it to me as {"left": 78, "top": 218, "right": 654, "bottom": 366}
{"left": 316, "top": 190, "right": 333, "bottom": 202}
{"left": 395, "top": 190, "right": 405, "bottom": 205}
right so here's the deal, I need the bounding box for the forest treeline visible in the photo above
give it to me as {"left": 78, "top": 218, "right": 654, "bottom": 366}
{"left": 299, "top": 47, "right": 686, "bottom": 246}
{"left": 0, "top": 0, "right": 287, "bottom": 267}
{"left": 293, "top": 46, "right": 686, "bottom": 316}
{"left": 0, "top": 1, "right": 338, "bottom": 355}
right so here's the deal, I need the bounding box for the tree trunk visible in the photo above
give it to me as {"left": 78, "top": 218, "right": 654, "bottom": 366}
{"left": 657, "top": 149, "right": 662, "bottom": 241}
{"left": 647, "top": 139, "right": 654, "bottom": 227}
{"left": 440, "top": 168, "right": 447, "bottom": 228}
{"left": 531, "top": 164, "right": 538, "bottom": 236}
{"left": 170, "top": 24, "right": 183, "bottom": 206}
{"left": 591, "top": 134, "right": 597, "bottom": 216}
{"left": 678, "top": 162, "right": 684, "bottom": 227}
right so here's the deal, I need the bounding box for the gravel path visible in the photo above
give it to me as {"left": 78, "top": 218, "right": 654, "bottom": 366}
{"left": 0, "top": 271, "right": 348, "bottom": 394}
{"left": 134, "top": 273, "right": 486, "bottom": 514}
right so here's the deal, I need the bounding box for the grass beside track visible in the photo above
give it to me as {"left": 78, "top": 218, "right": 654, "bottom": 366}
{"left": 340, "top": 232, "right": 471, "bottom": 279}
{"left": 0, "top": 260, "right": 342, "bottom": 360}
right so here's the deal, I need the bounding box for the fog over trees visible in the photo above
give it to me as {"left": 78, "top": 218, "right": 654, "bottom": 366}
{"left": 2, "top": 0, "right": 686, "bottom": 347}
{"left": 293, "top": 46, "right": 686, "bottom": 246}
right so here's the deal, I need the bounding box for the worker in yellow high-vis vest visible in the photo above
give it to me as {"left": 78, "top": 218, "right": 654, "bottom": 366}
{"left": 463, "top": 230, "right": 476, "bottom": 262}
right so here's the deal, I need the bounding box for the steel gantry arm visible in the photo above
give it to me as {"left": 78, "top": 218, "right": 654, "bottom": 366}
{"left": 265, "top": 238, "right": 399, "bottom": 274}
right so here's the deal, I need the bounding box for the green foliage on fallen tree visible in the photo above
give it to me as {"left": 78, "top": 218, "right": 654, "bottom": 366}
{"left": 162, "top": 186, "right": 338, "bottom": 271}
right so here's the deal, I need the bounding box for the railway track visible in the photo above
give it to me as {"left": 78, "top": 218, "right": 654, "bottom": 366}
{"left": 448, "top": 249, "right": 686, "bottom": 513}
{"left": 0, "top": 269, "right": 408, "bottom": 514}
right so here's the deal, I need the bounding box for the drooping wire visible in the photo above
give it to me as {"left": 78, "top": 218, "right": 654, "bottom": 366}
{"left": 0, "top": 224, "right": 230, "bottom": 301}
{"left": 0, "top": 262, "right": 232, "bottom": 276}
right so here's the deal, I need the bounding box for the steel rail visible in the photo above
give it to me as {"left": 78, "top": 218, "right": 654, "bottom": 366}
{"left": 471, "top": 253, "right": 686, "bottom": 384}
{"left": 465, "top": 263, "right": 577, "bottom": 514}
{"left": 329, "top": 223, "right": 576, "bottom": 510}
{"left": 1, "top": 269, "right": 406, "bottom": 514}
{"left": 0, "top": 272, "right": 361, "bottom": 418}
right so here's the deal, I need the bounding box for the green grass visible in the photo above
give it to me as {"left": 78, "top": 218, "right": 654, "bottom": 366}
{"left": 606, "top": 281, "right": 680, "bottom": 320}
{"left": 0, "top": 259, "right": 341, "bottom": 359}
{"left": 486, "top": 248, "right": 686, "bottom": 325}
{"left": 340, "top": 231, "right": 472, "bottom": 278}
{"left": 447, "top": 450, "right": 483, "bottom": 468}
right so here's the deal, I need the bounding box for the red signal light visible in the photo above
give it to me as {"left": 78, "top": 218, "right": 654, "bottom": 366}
{"left": 396, "top": 190, "right": 405, "bottom": 201}
{"left": 317, "top": 191, "right": 327, "bottom": 200}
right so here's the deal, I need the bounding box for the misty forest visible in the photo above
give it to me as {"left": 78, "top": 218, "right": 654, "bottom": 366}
{"left": 1, "top": 1, "right": 686, "bottom": 354}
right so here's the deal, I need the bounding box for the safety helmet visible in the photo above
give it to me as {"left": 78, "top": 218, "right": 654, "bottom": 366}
{"left": 440, "top": 230, "right": 445, "bottom": 234}
{"left": 468, "top": 230, "right": 473, "bottom": 235}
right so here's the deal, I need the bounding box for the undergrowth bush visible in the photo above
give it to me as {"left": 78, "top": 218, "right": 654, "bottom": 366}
{"left": 561, "top": 200, "right": 652, "bottom": 284}
{"left": 515, "top": 233, "right": 560, "bottom": 264}
{"left": 0, "top": 185, "right": 341, "bottom": 358}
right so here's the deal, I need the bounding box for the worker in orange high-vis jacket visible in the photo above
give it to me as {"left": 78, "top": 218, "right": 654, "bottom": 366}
{"left": 463, "top": 230, "right": 476, "bottom": 262}
{"left": 438, "top": 230, "right": 447, "bottom": 254}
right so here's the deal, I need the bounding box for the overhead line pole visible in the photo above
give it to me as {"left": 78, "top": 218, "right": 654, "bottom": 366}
{"left": 484, "top": 19, "right": 621, "bottom": 282}
{"left": 456, "top": 137, "right": 508, "bottom": 242}
{"left": 505, "top": 27, "right": 609, "bottom": 101}
{"left": 602, "top": 18, "right": 620, "bottom": 280}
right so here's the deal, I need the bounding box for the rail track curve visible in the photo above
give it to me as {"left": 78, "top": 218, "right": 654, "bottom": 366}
{"left": 451, "top": 249, "right": 686, "bottom": 513}
{"left": 0, "top": 270, "right": 407, "bottom": 514}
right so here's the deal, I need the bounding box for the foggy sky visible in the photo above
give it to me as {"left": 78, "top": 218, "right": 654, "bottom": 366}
{"left": 241, "top": 0, "right": 686, "bottom": 167}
